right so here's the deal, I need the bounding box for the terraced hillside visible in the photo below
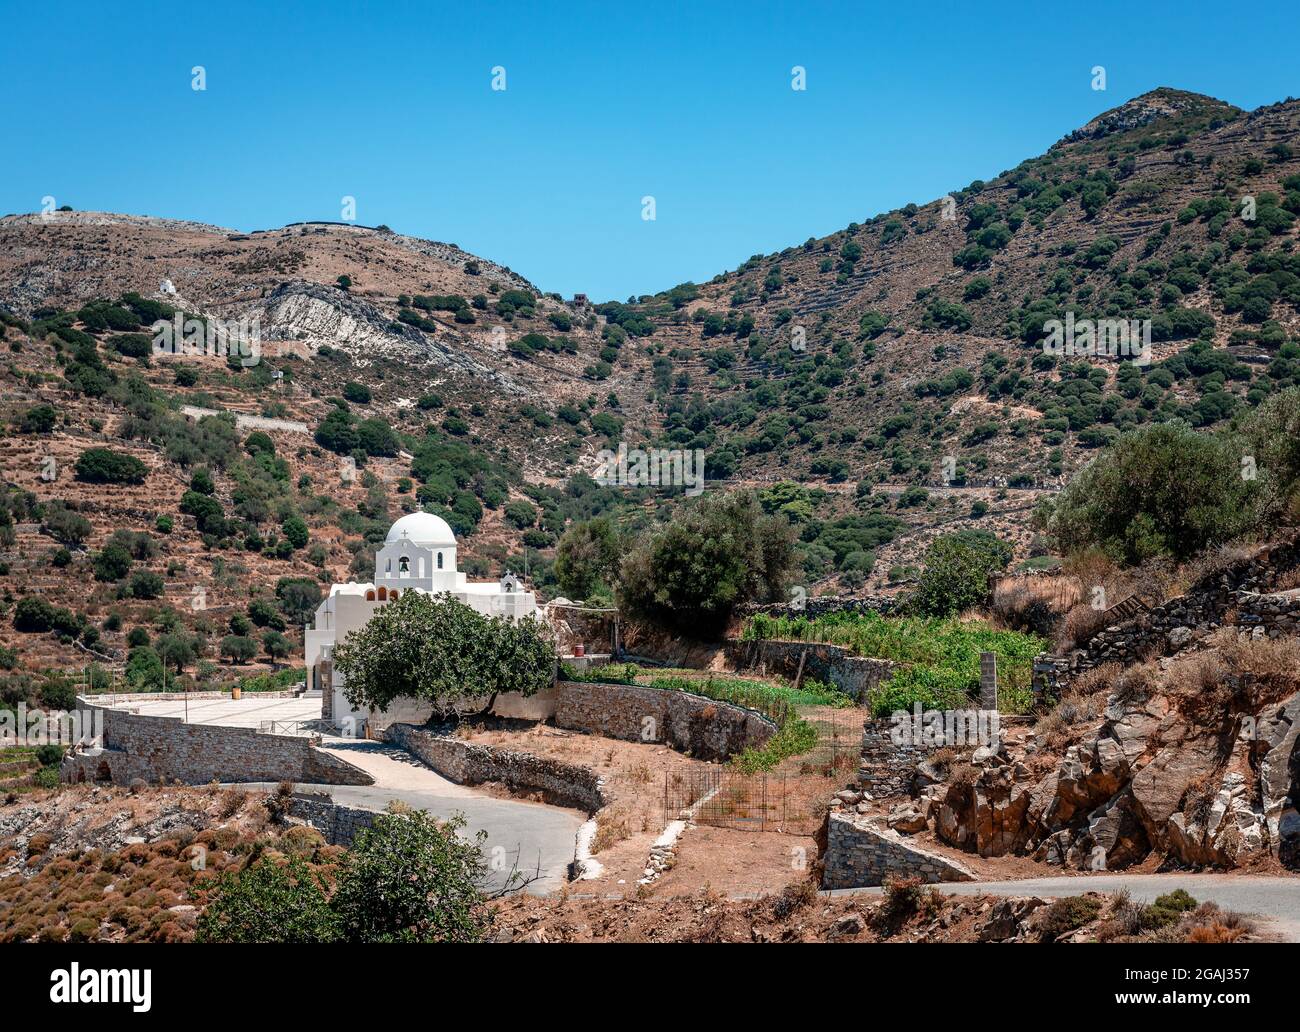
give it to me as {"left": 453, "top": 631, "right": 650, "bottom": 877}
{"left": 2, "top": 87, "right": 1300, "bottom": 686}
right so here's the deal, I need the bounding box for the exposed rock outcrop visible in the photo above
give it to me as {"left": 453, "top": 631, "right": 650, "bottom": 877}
{"left": 930, "top": 685, "right": 1297, "bottom": 871}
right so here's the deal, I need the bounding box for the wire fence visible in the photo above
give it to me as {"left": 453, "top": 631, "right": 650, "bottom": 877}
{"left": 662, "top": 709, "right": 855, "bottom": 834}
{"left": 664, "top": 770, "right": 790, "bottom": 832}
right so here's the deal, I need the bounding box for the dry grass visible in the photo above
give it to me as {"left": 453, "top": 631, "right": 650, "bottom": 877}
{"left": 1111, "top": 662, "right": 1159, "bottom": 706}
{"left": 1055, "top": 603, "right": 1114, "bottom": 652}
{"left": 992, "top": 576, "right": 1082, "bottom": 634}
{"left": 1211, "top": 631, "right": 1300, "bottom": 706}
{"left": 1165, "top": 652, "right": 1227, "bottom": 697}
{"left": 1034, "top": 690, "right": 1109, "bottom": 745}
{"left": 1070, "top": 661, "right": 1123, "bottom": 697}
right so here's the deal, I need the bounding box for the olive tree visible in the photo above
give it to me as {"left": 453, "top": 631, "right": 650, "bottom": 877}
{"left": 332, "top": 590, "right": 554, "bottom": 715}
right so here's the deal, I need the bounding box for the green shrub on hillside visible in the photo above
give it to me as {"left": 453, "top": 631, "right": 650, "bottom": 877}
{"left": 911, "top": 530, "right": 1013, "bottom": 617}
{"left": 1045, "top": 423, "right": 1258, "bottom": 565}
{"left": 617, "top": 492, "right": 795, "bottom": 637}
{"left": 74, "top": 448, "right": 147, "bottom": 485}
{"left": 742, "top": 610, "right": 1042, "bottom": 716}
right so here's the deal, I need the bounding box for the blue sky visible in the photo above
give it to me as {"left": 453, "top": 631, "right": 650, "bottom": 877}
{"left": 1, "top": 1, "right": 1296, "bottom": 300}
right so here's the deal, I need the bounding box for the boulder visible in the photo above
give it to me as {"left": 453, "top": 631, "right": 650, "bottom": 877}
{"left": 976, "top": 897, "right": 1047, "bottom": 941}
{"left": 1128, "top": 735, "right": 1223, "bottom": 843}
{"left": 1257, "top": 693, "right": 1300, "bottom": 864}
{"left": 887, "top": 804, "right": 928, "bottom": 834}
{"left": 1166, "top": 770, "right": 1267, "bottom": 866}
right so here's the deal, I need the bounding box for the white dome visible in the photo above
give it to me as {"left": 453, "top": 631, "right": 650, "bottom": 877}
{"left": 386, "top": 511, "right": 456, "bottom": 547}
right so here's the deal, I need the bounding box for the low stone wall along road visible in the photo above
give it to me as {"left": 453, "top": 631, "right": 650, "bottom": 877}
{"left": 825, "top": 873, "right": 1300, "bottom": 942}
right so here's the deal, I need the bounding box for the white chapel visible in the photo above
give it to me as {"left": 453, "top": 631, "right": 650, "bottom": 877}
{"left": 304, "top": 511, "right": 538, "bottom": 731}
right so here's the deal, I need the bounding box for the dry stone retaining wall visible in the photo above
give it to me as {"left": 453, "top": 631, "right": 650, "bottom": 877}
{"left": 1043, "top": 534, "right": 1300, "bottom": 687}
{"left": 858, "top": 719, "right": 927, "bottom": 797}
{"left": 738, "top": 595, "right": 897, "bottom": 620}
{"left": 821, "top": 812, "right": 976, "bottom": 888}
{"left": 60, "top": 700, "right": 373, "bottom": 787}
{"left": 286, "top": 793, "right": 379, "bottom": 846}
{"left": 554, "top": 680, "right": 775, "bottom": 762}
{"left": 386, "top": 722, "right": 605, "bottom": 812}
{"left": 723, "top": 640, "right": 895, "bottom": 702}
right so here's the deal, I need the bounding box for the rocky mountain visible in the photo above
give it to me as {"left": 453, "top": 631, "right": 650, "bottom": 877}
{"left": 2, "top": 87, "right": 1300, "bottom": 680}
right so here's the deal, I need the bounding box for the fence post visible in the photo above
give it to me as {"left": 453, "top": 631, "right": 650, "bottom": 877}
{"left": 979, "top": 651, "right": 998, "bottom": 711}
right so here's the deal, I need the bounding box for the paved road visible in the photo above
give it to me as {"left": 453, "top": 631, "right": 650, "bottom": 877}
{"left": 243, "top": 741, "right": 586, "bottom": 896}
{"left": 827, "top": 873, "right": 1300, "bottom": 941}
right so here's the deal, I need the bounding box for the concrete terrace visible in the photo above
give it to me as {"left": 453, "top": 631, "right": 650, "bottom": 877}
{"left": 102, "top": 693, "right": 323, "bottom": 729}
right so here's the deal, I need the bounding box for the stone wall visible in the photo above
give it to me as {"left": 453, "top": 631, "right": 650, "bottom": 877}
{"left": 1233, "top": 589, "right": 1300, "bottom": 637}
{"left": 858, "top": 720, "right": 927, "bottom": 798}
{"left": 286, "top": 793, "right": 379, "bottom": 846}
{"left": 821, "top": 812, "right": 976, "bottom": 888}
{"left": 386, "top": 722, "right": 606, "bottom": 812}
{"left": 553, "top": 680, "right": 776, "bottom": 762}
{"left": 723, "top": 639, "right": 895, "bottom": 702}
{"left": 1060, "top": 535, "right": 1300, "bottom": 678}
{"left": 738, "top": 595, "right": 897, "bottom": 620}
{"left": 60, "top": 700, "right": 373, "bottom": 787}
{"left": 90, "top": 689, "right": 300, "bottom": 705}
{"left": 366, "top": 686, "right": 561, "bottom": 735}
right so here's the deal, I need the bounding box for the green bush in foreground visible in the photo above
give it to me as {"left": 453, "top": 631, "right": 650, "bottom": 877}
{"left": 197, "top": 855, "right": 336, "bottom": 944}
{"left": 1045, "top": 422, "right": 1258, "bottom": 565}
{"left": 198, "top": 811, "right": 492, "bottom": 944}
{"left": 729, "top": 718, "right": 819, "bottom": 774}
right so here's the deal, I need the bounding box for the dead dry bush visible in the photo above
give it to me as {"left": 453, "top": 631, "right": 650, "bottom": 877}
{"left": 1059, "top": 549, "right": 1121, "bottom": 596}
{"left": 1182, "top": 902, "right": 1253, "bottom": 943}
{"left": 1055, "top": 603, "right": 1113, "bottom": 652}
{"left": 1111, "top": 662, "right": 1159, "bottom": 707}
{"left": 1211, "top": 632, "right": 1300, "bottom": 707}
{"left": 1165, "top": 652, "right": 1227, "bottom": 696}
{"left": 1181, "top": 543, "right": 1259, "bottom": 594}
{"left": 770, "top": 878, "right": 818, "bottom": 920}
{"left": 1035, "top": 690, "right": 1108, "bottom": 745}
{"left": 992, "top": 576, "right": 1081, "bottom": 635}
{"left": 1071, "top": 662, "right": 1122, "bottom": 697}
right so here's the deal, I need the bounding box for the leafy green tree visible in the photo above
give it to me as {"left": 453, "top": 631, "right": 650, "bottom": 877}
{"left": 275, "top": 577, "right": 322, "bottom": 625}
{"left": 331, "top": 812, "right": 491, "bottom": 943}
{"left": 156, "top": 630, "right": 200, "bottom": 673}
{"left": 197, "top": 856, "right": 337, "bottom": 944}
{"left": 911, "top": 531, "right": 1013, "bottom": 617}
{"left": 502, "top": 500, "right": 537, "bottom": 530}
{"left": 314, "top": 409, "right": 359, "bottom": 454}
{"left": 42, "top": 504, "right": 92, "bottom": 546}
{"left": 1046, "top": 423, "right": 1258, "bottom": 565}
{"left": 19, "top": 405, "right": 58, "bottom": 433}
{"left": 220, "top": 635, "right": 258, "bottom": 664}
{"left": 126, "top": 645, "right": 164, "bottom": 688}
{"left": 616, "top": 491, "right": 795, "bottom": 636}
{"left": 92, "top": 543, "right": 132, "bottom": 582}
{"left": 333, "top": 591, "right": 554, "bottom": 715}
{"left": 180, "top": 490, "right": 227, "bottom": 536}
{"left": 1242, "top": 387, "right": 1300, "bottom": 518}
{"left": 127, "top": 569, "right": 164, "bottom": 599}
{"left": 554, "top": 517, "right": 620, "bottom": 600}
{"left": 248, "top": 598, "right": 287, "bottom": 630}
{"left": 281, "top": 514, "right": 309, "bottom": 550}
{"left": 342, "top": 381, "right": 371, "bottom": 405}
{"left": 262, "top": 630, "right": 291, "bottom": 662}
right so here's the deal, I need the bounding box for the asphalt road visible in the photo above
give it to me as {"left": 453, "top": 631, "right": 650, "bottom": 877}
{"left": 242, "top": 740, "right": 586, "bottom": 895}
{"left": 827, "top": 873, "right": 1300, "bottom": 941}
